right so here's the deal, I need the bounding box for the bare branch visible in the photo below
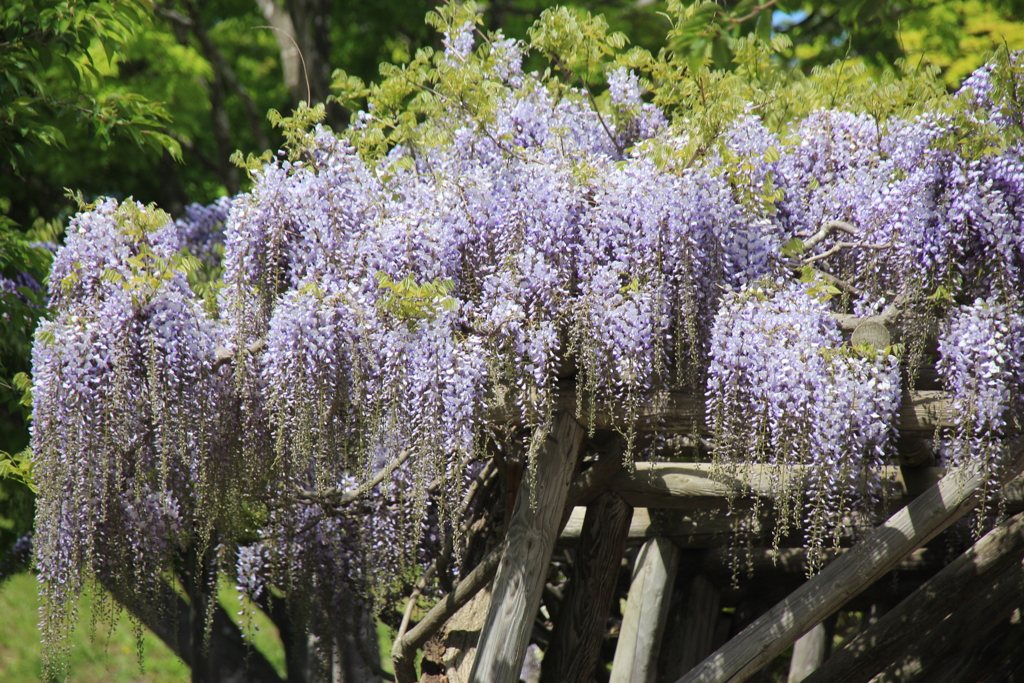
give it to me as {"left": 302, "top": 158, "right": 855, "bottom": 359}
{"left": 396, "top": 560, "right": 437, "bottom": 643}
{"left": 392, "top": 545, "right": 504, "bottom": 683}
{"left": 800, "top": 220, "right": 858, "bottom": 251}
{"left": 211, "top": 338, "right": 266, "bottom": 371}
{"left": 296, "top": 449, "right": 413, "bottom": 506}
{"left": 803, "top": 240, "right": 892, "bottom": 265}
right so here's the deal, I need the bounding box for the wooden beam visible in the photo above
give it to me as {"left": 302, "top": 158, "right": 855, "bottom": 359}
{"left": 674, "top": 436, "right": 1024, "bottom": 683}
{"left": 787, "top": 618, "right": 834, "bottom": 683}
{"left": 545, "top": 388, "right": 951, "bottom": 435}
{"left": 560, "top": 506, "right": 746, "bottom": 548}
{"left": 661, "top": 573, "right": 722, "bottom": 680}
{"left": 610, "top": 537, "right": 681, "bottom": 683}
{"left": 493, "top": 388, "right": 952, "bottom": 435}
{"left": 804, "top": 510, "right": 1024, "bottom": 683}
{"left": 608, "top": 463, "right": 1024, "bottom": 510}
{"left": 602, "top": 463, "right": 948, "bottom": 510}
{"left": 693, "top": 547, "right": 944, "bottom": 580}
{"left": 868, "top": 563, "right": 1024, "bottom": 683}
{"left": 929, "top": 622, "right": 1024, "bottom": 683}
{"left": 469, "top": 412, "right": 585, "bottom": 683}
{"left": 541, "top": 491, "right": 633, "bottom": 683}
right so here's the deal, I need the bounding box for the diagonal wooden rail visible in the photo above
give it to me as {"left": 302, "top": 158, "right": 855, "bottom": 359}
{"left": 803, "top": 510, "right": 1024, "bottom": 683}
{"left": 675, "top": 435, "right": 1024, "bottom": 683}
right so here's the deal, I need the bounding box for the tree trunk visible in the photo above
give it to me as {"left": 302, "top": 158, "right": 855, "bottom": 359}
{"left": 253, "top": 0, "right": 302, "bottom": 100}
{"left": 185, "top": 545, "right": 216, "bottom": 683}
{"left": 101, "top": 569, "right": 284, "bottom": 682}
{"left": 609, "top": 537, "right": 680, "bottom": 683}
{"left": 469, "top": 412, "right": 584, "bottom": 683}
{"left": 285, "top": 0, "right": 345, "bottom": 128}
{"left": 541, "top": 490, "right": 633, "bottom": 683}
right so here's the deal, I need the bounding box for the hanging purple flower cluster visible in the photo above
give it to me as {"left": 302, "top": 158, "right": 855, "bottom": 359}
{"left": 32, "top": 198, "right": 237, "bottom": 668}
{"left": 173, "top": 196, "right": 233, "bottom": 268}
{"left": 707, "top": 282, "right": 901, "bottom": 570}
{"left": 937, "top": 299, "right": 1024, "bottom": 509}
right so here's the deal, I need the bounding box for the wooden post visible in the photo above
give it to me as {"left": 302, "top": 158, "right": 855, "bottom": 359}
{"left": 469, "top": 412, "right": 585, "bottom": 683}
{"left": 675, "top": 438, "right": 1024, "bottom": 683}
{"left": 541, "top": 490, "right": 633, "bottom": 683}
{"left": 661, "top": 573, "right": 722, "bottom": 680}
{"left": 803, "top": 510, "right": 1024, "bottom": 683}
{"left": 610, "top": 537, "right": 680, "bottom": 683}
{"left": 786, "top": 617, "right": 834, "bottom": 683}
{"left": 868, "top": 562, "right": 1024, "bottom": 683}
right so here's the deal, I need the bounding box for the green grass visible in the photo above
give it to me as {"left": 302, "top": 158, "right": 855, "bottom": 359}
{"left": 0, "top": 572, "right": 289, "bottom": 683}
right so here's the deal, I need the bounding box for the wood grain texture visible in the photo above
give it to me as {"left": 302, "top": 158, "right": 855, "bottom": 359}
{"left": 786, "top": 621, "right": 831, "bottom": 683}
{"left": 675, "top": 436, "right": 1024, "bottom": 683}
{"left": 868, "top": 563, "right": 1024, "bottom": 683}
{"left": 559, "top": 506, "right": 743, "bottom": 548}
{"left": 610, "top": 537, "right": 681, "bottom": 683}
{"left": 541, "top": 491, "right": 633, "bottom": 683}
{"left": 804, "top": 510, "right": 1024, "bottom": 683}
{"left": 602, "top": 463, "right": 948, "bottom": 509}
{"left": 547, "top": 388, "right": 951, "bottom": 434}
{"left": 469, "top": 412, "right": 585, "bottom": 683}
{"left": 661, "top": 573, "right": 722, "bottom": 680}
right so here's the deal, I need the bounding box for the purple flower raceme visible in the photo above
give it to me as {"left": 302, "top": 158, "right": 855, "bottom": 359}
{"left": 707, "top": 282, "right": 901, "bottom": 571}
{"left": 938, "top": 299, "right": 1024, "bottom": 518}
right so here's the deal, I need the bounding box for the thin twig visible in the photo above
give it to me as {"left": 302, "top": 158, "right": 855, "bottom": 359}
{"left": 296, "top": 449, "right": 413, "bottom": 505}
{"left": 803, "top": 240, "right": 892, "bottom": 265}
{"left": 812, "top": 268, "right": 863, "bottom": 298}
{"left": 253, "top": 25, "right": 311, "bottom": 104}
{"left": 725, "top": 0, "right": 780, "bottom": 24}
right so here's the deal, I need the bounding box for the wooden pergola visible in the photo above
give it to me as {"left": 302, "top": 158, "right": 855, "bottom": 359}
{"left": 390, "top": 346, "right": 1024, "bottom": 683}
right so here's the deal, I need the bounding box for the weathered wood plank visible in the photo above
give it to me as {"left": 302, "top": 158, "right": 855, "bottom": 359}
{"left": 804, "top": 510, "right": 1024, "bottom": 683}
{"left": 544, "top": 388, "right": 952, "bottom": 434}
{"left": 929, "top": 622, "right": 1024, "bottom": 683}
{"left": 559, "top": 506, "right": 745, "bottom": 548}
{"left": 469, "top": 412, "right": 585, "bottom": 683}
{"left": 786, "top": 619, "right": 833, "bottom": 683}
{"left": 610, "top": 537, "right": 681, "bottom": 683}
{"left": 674, "top": 436, "right": 1024, "bottom": 683}
{"left": 541, "top": 491, "right": 633, "bottom": 683}
{"left": 868, "top": 563, "right": 1024, "bottom": 683}
{"left": 561, "top": 463, "right": 1024, "bottom": 516}
{"left": 661, "top": 573, "right": 722, "bottom": 680}
{"left": 602, "top": 463, "right": 946, "bottom": 509}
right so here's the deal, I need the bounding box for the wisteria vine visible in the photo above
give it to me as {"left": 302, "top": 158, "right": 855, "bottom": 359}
{"left": 28, "top": 5, "right": 1024, "bottom": 674}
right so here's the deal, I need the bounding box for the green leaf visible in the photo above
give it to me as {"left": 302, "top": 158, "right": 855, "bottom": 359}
{"left": 755, "top": 12, "right": 772, "bottom": 44}
{"left": 781, "top": 237, "right": 806, "bottom": 258}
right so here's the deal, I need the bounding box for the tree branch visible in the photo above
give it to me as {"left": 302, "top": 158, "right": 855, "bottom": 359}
{"left": 392, "top": 545, "right": 503, "bottom": 683}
